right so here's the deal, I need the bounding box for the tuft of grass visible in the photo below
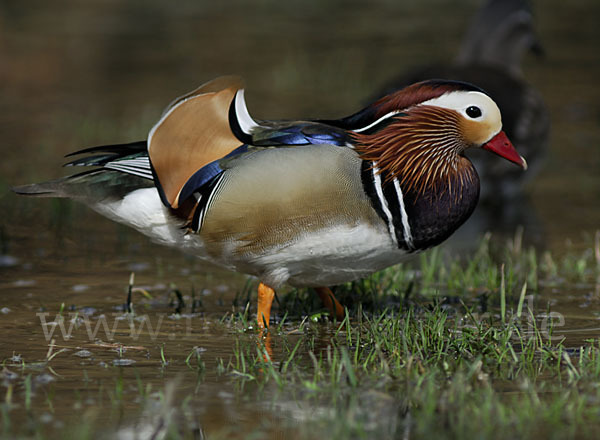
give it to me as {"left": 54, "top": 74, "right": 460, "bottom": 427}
{"left": 212, "top": 232, "right": 600, "bottom": 439}
{"left": 220, "top": 296, "right": 600, "bottom": 438}
{"left": 159, "top": 344, "right": 168, "bottom": 368}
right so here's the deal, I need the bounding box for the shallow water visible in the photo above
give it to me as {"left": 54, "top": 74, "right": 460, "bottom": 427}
{"left": 1, "top": 0, "right": 600, "bottom": 437}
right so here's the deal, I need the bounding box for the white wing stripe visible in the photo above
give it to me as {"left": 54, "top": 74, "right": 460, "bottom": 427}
{"left": 113, "top": 158, "right": 151, "bottom": 168}
{"left": 195, "top": 173, "right": 225, "bottom": 232}
{"left": 105, "top": 162, "right": 152, "bottom": 173}
{"left": 105, "top": 163, "right": 153, "bottom": 180}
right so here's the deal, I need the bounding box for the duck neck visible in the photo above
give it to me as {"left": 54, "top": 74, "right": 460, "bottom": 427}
{"left": 361, "top": 156, "right": 479, "bottom": 252}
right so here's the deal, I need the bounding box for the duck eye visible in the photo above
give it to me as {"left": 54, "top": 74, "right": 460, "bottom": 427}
{"left": 466, "top": 106, "right": 482, "bottom": 118}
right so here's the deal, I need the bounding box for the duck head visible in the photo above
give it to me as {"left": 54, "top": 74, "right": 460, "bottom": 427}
{"left": 345, "top": 80, "right": 527, "bottom": 194}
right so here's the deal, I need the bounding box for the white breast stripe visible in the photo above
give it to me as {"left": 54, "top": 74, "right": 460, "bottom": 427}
{"left": 372, "top": 165, "right": 398, "bottom": 247}
{"left": 352, "top": 111, "right": 400, "bottom": 133}
{"left": 392, "top": 178, "right": 414, "bottom": 250}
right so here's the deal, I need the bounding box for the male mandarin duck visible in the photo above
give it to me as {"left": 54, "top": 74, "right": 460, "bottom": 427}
{"left": 14, "top": 76, "right": 526, "bottom": 327}
{"left": 377, "top": 0, "right": 548, "bottom": 202}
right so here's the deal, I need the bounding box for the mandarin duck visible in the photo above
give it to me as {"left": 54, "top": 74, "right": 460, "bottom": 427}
{"left": 14, "top": 76, "right": 526, "bottom": 327}
{"left": 376, "top": 0, "right": 548, "bottom": 203}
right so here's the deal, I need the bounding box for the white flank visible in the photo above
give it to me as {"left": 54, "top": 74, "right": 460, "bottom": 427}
{"left": 253, "top": 222, "right": 408, "bottom": 288}
{"left": 91, "top": 188, "right": 183, "bottom": 248}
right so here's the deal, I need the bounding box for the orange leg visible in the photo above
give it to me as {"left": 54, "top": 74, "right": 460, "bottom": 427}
{"left": 315, "top": 287, "right": 345, "bottom": 321}
{"left": 257, "top": 282, "right": 275, "bottom": 328}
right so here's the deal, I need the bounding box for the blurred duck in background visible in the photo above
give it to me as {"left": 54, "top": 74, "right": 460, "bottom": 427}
{"left": 376, "top": 0, "right": 549, "bottom": 206}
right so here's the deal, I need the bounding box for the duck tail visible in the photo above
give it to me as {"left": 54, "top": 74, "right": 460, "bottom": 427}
{"left": 12, "top": 140, "right": 154, "bottom": 202}
{"left": 12, "top": 168, "right": 154, "bottom": 203}
{"left": 12, "top": 178, "right": 72, "bottom": 198}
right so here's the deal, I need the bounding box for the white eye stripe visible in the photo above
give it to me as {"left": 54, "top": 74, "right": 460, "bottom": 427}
{"left": 420, "top": 91, "right": 490, "bottom": 112}
{"left": 418, "top": 90, "right": 503, "bottom": 138}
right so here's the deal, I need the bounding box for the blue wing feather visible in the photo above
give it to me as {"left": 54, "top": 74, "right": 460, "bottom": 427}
{"left": 176, "top": 144, "right": 248, "bottom": 204}
{"left": 251, "top": 122, "right": 348, "bottom": 147}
